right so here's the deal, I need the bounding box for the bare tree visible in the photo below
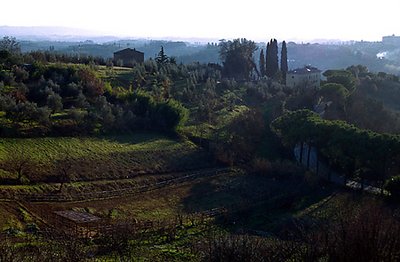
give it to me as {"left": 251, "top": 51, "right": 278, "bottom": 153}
{"left": 1, "top": 147, "right": 34, "bottom": 183}
{"left": 54, "top": 149, "right": 75, "bottom": 192}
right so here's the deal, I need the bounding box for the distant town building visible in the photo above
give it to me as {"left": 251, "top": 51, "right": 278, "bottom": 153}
{"left": 286, "top": 66, "right": 321, "bottom": 88}
{"left": 382, "top": 34, "right": 400, "bottom": 45}
{"left": 113, "top": 48, "right": 144, "bottom": 67}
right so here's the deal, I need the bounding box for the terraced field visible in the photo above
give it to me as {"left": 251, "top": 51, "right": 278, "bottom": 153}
{"left": 0, "top": 133, "right": 214, "bottom": 184}
{"left": 13, "top": 168, "right": 338, "bottom": 234}
{"left": 0, "top": 133, "right": 222, "bottom": 232}
{"left": 0, "top": 131, "right": 344, "bottom": 260}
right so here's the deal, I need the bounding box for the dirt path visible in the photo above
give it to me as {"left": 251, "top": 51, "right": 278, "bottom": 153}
{"left": 9, "top": 167, "right": 233, "bottom": 202}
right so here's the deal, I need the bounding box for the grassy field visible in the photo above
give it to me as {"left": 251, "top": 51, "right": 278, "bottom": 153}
{"left": 0, "top": 134, "right": 185, "bottom": 162}
{"left": 0, "top": 133, "right": 213, "bottom": 183}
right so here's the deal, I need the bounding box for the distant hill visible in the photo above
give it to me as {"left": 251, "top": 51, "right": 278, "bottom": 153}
{"left": 0, "top": 25, "right": 120, "bottom": 43}
{"left": 0, "top": 26, "right": 218, "bottom": 44}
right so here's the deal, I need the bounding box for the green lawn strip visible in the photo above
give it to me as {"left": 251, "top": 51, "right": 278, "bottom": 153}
{"left": 0, "top": 173, "right": 175, "bottom": 198}
{"left": 0, "top": 134, "right": 191, "bottom": 163}
{"left": 0, "top": 184, "right": 58, "bottom": 197}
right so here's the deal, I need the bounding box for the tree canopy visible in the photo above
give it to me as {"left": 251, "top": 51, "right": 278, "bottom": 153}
{"left": 219, "top": 38, "right": 258, "bottom": 81}
{"left": 271, "top": 109, "right": 400, "bottom": 184}
{"left": 323, "top": 69, "right": 356, "bottom": 92}
{"left": 0, "top": 36, "right": 21, "bottom": 54}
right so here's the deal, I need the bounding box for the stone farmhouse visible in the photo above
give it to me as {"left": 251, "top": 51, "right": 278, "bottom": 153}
{"left": 113, "top": 48, "right": 144, "bottom": 67}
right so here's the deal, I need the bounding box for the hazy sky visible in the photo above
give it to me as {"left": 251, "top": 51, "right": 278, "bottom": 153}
{"left": 1, "top": 0, "right": 400, "bottom": 41}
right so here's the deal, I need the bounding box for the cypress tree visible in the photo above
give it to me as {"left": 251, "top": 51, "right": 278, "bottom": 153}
{"left": 266, "top": 41, "right": 272, "bottom": 77}
{"left": 272, "top": 39, "right": 279, "bottom": 76}
{"left": 266, "top": 39, "right": 279, "bottom": 78}
{"left": 259, "top": 49, "right": 265, "bottom": 77}
{"left": 156, "top": 46, "right": 169, "bottom": 65}
{"left": 281, "top": 40, "right": 288, "bottom": 83}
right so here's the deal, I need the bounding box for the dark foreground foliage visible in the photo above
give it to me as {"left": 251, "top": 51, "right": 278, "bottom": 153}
{"left": 196, "top": 202, "right": 400, "bottom": 262}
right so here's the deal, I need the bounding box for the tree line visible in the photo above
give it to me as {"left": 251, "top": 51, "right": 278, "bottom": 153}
{"left": 219, "top": 38, "right": 288, "bottom": 81}
{"left": 271, "top": 109, "right": 400, "bottom": 190}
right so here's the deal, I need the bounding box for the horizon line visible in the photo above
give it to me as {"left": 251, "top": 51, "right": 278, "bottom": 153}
{"left": 0, "top": 25, "right": 391, "bottom": 44}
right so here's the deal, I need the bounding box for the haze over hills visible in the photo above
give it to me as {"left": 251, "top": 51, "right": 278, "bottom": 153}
{"left": 0, "top": 26, "right": 224, "bottom": 44}
{"left": 0, "top": 26, "right": 122, "bottom": 43}
{"left": 2, "top": 26, "right": 400, "bottom": 75}
{"left": 0, "top": 25, "right": 365, "bottom": 45}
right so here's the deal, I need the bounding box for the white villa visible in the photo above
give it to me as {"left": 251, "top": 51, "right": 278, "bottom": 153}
{"left": 286, "top": 66, "right": 321, "bottom": 89}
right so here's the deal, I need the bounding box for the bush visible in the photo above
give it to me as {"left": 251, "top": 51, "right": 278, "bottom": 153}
{"left": 152, "top": 99, "right": 188, "bottom": 132}
{"left": 26, "top": 223, "right": 39, "bottom": 234}
{"left": 384, "top": 175, "right": 400, "bottom": 199}
{"left": 251, "top": 158, "right": 272, "bottom": 175}
{"left": 122, "top": 92, "right": 188, "bottom": 132}
{"left": 4, "top": 227, "right": 20, "bottom": 236}
{"left": 212, "top": 109, "right": 266, "bottom": 165}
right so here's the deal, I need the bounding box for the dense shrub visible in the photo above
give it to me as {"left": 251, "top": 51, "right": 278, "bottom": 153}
{"left": 197, "top": 202, "right": 400, "bottom": 261}
{"left": 384, "top": 175, "right": 400, "bottom": 199}
{"left": 212, "top": 109, "right": 266, "bottom": 165}
{"left": 152, "top": 99, "right": 188, "bottom": 131}
{"left": 197, "top": 235, "right": 278, "bottom": 262}
{"left": 119, "top": 91, "right": 188, "bottom": 132}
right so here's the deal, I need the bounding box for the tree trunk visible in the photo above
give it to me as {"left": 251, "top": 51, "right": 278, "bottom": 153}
{"left": 299, "top": 142, "right": 304, "bottom": 164}
{"left": 316, "top": 149, "right": 319, "bottom": 176}
{"left": 307, "top": 144, "right": 312, "bottom": 169}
